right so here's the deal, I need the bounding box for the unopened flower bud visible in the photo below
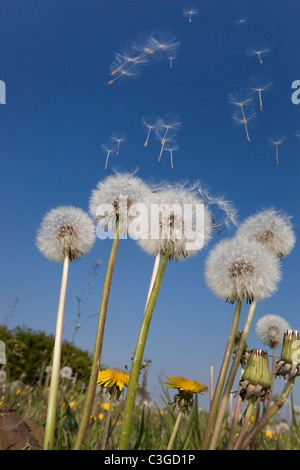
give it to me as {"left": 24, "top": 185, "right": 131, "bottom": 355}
{"left": 238, "top": 349, "right": 271, "bottom": 401}
{"left": 275, "top": 330, "right": 300, "bottom": 379}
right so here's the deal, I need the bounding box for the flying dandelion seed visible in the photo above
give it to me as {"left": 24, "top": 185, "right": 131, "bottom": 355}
{"left": 268, "top": 137, "right": 286, "bottom": 165}
{"left": 168, "top": 55, "right": 176, "bottom": 68}
{"left": 110, "top": 132, "right": 127, "bottom": 155}
{"left": 235, "top": 16, "right": 247, "bottom": 26}
{"left": 164, "top": 141, "right": 179, "bottom": 168}
{"left": 142, "top": 117, "right": 156, "bottom": 147}
{"left": 102, "top": 143, "right": 115, "bottom": 170}
{"left": 232, "top": 108, "right": 256, "bottom": 142}
{"left": 108, "top": 31, "right": 180, "bottom": 85}
{"left": 156, "top": 131, "right": 177, "bottom": 163}
{"left": 154, "top": 114, "right": 181, "bottom": 161}
{"left": 248, "top": 76, "right": 272, "bottom": 112}
{"left": 229, "top": 90, "right": 256, "bottom": 142}
{"left": 246, "top": 41, "right": 271, "bottom": 64}
{"left": 183, "top": 6, "right": 199, "bottom": 22}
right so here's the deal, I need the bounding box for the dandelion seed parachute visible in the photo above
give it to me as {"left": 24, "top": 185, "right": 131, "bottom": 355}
{"left": 36, "top": 206, "right": 96, "bottom": 263}
{"left": 108, "top": 31, "right": 180, "bottom": 85}
{"left": 236, "top": 209, "right": 296, "bottom": 258}
{"left": 256, "top": 314, "right": 290, "bottom": 348}
{"left": 182, "top": 7, "right": 199, "bottom": 23}
{"left": 110, "top": 132, "right": 127, "bottom": 156}
{"left": 267, "top": 137, "right": 286, "bottom": 165}
{"left": 229, "top": 90, "right": 256, "bottom": 142}
{"left": 246, "top": 42, "right": 271, "bottom": 64}
{"left": 205, "top": 237, "right": 281, "bottom": 304}
{"left": 248, "top": 76, "right": 272, "bottom": 112}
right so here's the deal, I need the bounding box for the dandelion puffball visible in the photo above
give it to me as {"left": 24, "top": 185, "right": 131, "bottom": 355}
{"left": 256, "top": 314, "right": 290, "bottom": 348}
{"left": 137, "top": 182, "right": 213, "bottom": 261}
{"left": 89, "top": 171, "right": 152, "bottom": 235}
{"left": 236, "top": 209, "right": 296, "bottom": 258}
{"left": 36, "top": 206, "right": 96, "bottom": 263}
{"left": 205, "top": 238, "right": 281, "bottom": 304}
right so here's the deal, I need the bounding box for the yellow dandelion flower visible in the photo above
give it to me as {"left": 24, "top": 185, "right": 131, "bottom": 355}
{"left": 102, "top": 402, "right": 110, "bottom": 411}
{"left": 98, "top": 413, "right": 104, "bottom": 420}
{"left": 69, "top": 401, "right": 76, "bottom": 409}
{"left": 266, "top": 429, "right": 273, "bottom": 439}
{"left": 164, "top": 376, "right": 208, "bottom": 413}
{"left": 97, "top": 368, "right": 129, "bottom": 399}
{"left": 164, "top": 376, "right": 208, "bottom": 395}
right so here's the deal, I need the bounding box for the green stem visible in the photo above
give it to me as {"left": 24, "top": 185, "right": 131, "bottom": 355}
{"left": 208, "top": 300, "right": 257, "bottom": 450}
{"left": 101, "top": 390, "right": 116, "bottom": 450}
{"left": 240, "top": 376, "right": 295, "bottom": 450}
{"left": 118, "top": 250, "right": 170, "bottom": 450}
{"left": 232, "top": 395, "right": 256, "bottom": 450}
{"left": 266, "top": 345, "right": 276, "bottom": 411}
{"left": 227, "top": 394, "right": 243, "bottom": 449}
{"left": 74, "top": 225, "right": 120, "bottom": 450}
{"left": 43, "top": 254, "right": 70, "bottom": 450}
{"left": 200, "top": 300, "right": 242, "bottom": 449}
{"left": 167, "top": 410, "right": 183, "bottom": 450}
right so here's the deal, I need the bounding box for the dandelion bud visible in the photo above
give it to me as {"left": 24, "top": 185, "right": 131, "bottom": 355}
{"left": 238, "top": 349, "right": 271, "bottom": 401}
{"left": 275, "top": 330, "right": 300, "bottom": 379}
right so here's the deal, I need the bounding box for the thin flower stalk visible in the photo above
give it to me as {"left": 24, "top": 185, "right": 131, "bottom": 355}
{"left": 118, "top": 248, "right": 170, "bottom": 450}
{"left": 74, "top": 224, "right": 120, "bottom": 450}
{"left": 227, "top": 395, "right": 243, "bottom": 449}
{"left": 200, "top": 299, "right": 242, "bottom": 449}
{"left": 232, "top": 395, "right": 256, "bottom": 450}
{"left": 43, "top": 254, "right": 70, "bottom": 450}
{"left": 101, "top": 388, "right": 116, "bottom": 450}
{"left": 167, "top": 410, "right": 183, "bottom": 450}
{"left": 207, "top": 300, "right": 258, "bottom": 450}
{"left": 239, "top": 376, "right": 296, "bottom": 450}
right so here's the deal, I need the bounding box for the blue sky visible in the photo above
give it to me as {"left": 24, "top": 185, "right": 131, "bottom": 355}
{"left": 1, "top": 0, "right": 300, "bottom": 410}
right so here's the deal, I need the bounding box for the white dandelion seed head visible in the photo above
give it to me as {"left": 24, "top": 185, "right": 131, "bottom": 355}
{"left": 256, "top": 314, "right": 291, "bottom": 348}
{"left": 59, "top": 366, "right": 73, "bottom": 379}
{"left": 236, "top": 209, "right": 296, "bottom": 258}
{"left": 36, "top": 206, "right": 96, "bottom": 263}
{"left": 205, "top": 237, "right": 281, "bottom": 304}
{"left": 137, "top": 182, "right": 213, "bottom": 261}
{"left": 89, "top": 171, "right": 152, "bottom": 235}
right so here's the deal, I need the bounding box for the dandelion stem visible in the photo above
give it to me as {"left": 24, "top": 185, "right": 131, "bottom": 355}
{"left": 232, "top": 395, "right": 256, "bottom": 450}
{"left": 200, "top": 300, "right": 242, "bottom": 449}
{"left": 101, "top": 390, "right": 116, "bottom": 450}
{"left": 227, "top": 394, "right": 243, "bottom": 449}
{"left": 145, "top": 253, "right": 161, "bottom": 306}
{"left": 167, "top": 410, "right": 183, "bottom": 450}
{"left": 119, "top": 249, "right": 170, "bottom": 450}
{"left": 239, "top": 376, "right": 296, "bottom": 450}
{"left": 43, "top": 254, "right": 70, "bottom": 450}
{"left": 207, "top": 300, "right": 257, "bottom": 450}
{"left": 267, "top": 345, "right": 276, "bottom": 411}
{"left": 74, "top": 224, "right": 120, "bottom": 450}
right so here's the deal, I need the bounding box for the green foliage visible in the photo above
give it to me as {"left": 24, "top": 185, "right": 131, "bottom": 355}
{"left": 0, "top": 325, "right": 92, "bottom": 385}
